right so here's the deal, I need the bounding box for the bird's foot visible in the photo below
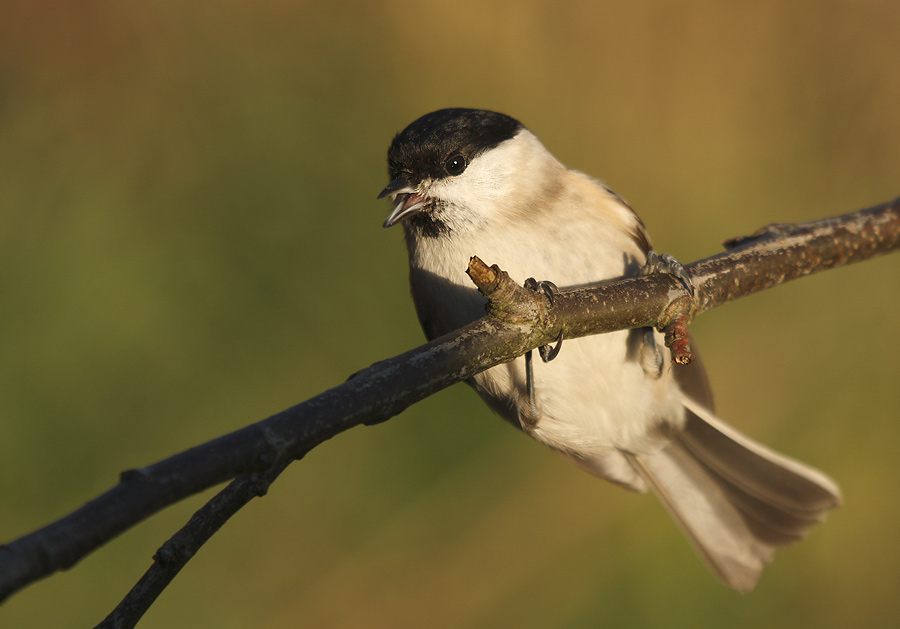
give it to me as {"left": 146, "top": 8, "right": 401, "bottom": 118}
{"left": 640, "top": 251, "right": 694, "bottom": 296}
{"left": 639, "top": 252, "right": 695, "bottom": 366}
{"left": 523, "top": 277, "right": 565, "bottom": 363}
{"left": 521, "top": 278, "right": 566, "bottom": 429}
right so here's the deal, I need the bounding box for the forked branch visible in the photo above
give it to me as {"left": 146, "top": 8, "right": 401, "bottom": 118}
{"left": 1, "top": 197, "right": 897, "bottom": 626}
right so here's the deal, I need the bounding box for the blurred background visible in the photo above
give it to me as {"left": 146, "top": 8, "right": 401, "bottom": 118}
{"left": 1, "top": 1, "right": 898, "bottom": 627}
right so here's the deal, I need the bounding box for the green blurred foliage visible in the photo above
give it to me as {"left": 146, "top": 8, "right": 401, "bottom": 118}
{"left": 1, "top": 1, "right": 898, "bottom": 626}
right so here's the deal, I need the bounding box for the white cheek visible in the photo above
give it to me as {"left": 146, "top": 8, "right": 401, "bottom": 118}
{"left": 428, "top": 138, "right": 523, "bottom": 225}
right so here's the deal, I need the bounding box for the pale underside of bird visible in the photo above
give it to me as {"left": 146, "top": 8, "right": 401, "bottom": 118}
{"left": 381, "top": 108, "right": 841, "bottom": 592}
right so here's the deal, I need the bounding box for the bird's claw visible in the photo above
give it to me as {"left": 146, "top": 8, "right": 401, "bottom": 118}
{"left": 524, "top": 278, "right": 563, "bottom": 362}
{"left": 538, "top": 330, "right": 564, "bottom": 363}
{"left": 524, "top": 277, "right": 559, "bottom": 306}
{"left": 639, "top": 251, "right": 695, "bottom": 366}
{"left": 641, "top": 251, "right": 694, "bottom": 297}
{"left": 521, "top": 278, "right": 564, "bottom": 429}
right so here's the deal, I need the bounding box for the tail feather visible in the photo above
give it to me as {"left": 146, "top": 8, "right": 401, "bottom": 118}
{"left": 625, "top": 400, "right": 841, "bottom": 592}
{"left": 680, "top": 396, "right": 842, "bottom": 514}
{"left": 624, "top": 446, "right": 773, "bottom": 591}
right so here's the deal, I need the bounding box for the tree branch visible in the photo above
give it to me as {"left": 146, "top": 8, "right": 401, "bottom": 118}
{"left": 1, "top": 197, "right": 898, "bottom": 614}
{"left": 96, "top": 461, "right": 291, "bottom": 628}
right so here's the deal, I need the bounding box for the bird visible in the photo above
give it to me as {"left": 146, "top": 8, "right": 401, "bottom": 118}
{"left": 378, "top": 107, "right": 841, "bottom": 592}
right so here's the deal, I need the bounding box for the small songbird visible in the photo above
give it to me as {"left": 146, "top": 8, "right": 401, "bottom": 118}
{"left": 379, "top": 108, "right": 841, "bottom": 591}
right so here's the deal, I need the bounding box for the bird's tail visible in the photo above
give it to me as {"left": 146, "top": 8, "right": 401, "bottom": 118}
{"left": 625, "top": 397, "right": 842, "bottom": 592}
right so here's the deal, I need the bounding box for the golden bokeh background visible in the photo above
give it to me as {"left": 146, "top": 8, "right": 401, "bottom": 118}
{"left": 1, "top": 1, "right": 899, "bottom": 627}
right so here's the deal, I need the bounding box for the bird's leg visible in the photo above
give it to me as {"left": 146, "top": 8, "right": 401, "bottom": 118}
{"left": 521, "top": 349, "right": 540, "bottom": 428}
{"left": 521, "top": 278, "right": 565, "bottom": 428}
{"left": 637, "top": 252, "right": 695, "bottom": 376}
{"left": 638, "top": 327, "right": 665, "bottom": 378}
{"left": 523, "top": 277, "right": 565, "bottom": 363}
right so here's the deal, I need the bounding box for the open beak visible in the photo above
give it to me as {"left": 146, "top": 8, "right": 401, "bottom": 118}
{"left": 379, "top": 178, "right": 427, "bottom": 228}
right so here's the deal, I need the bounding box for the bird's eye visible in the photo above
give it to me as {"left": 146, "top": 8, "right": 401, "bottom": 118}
{"left": 445, "top": 154, "right": 467, "bottom": 176}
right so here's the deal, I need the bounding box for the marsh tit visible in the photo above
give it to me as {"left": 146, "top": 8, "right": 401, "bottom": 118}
{"left": 379, "top": 108, "right": 840, "bottom": 591}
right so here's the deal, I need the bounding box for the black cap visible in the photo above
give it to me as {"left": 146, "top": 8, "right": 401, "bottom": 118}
{"left": 386, "top": 109, "right": 523, "bottom": 184}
